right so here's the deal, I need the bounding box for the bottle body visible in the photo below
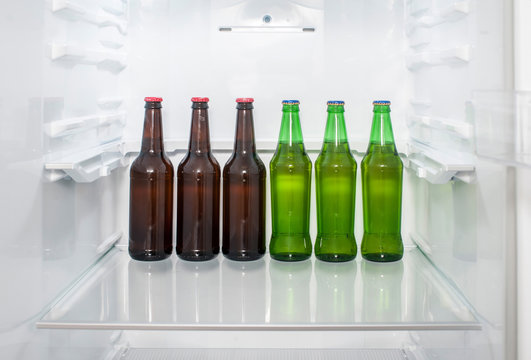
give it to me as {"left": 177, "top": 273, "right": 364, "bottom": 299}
{"left": 361, "top": 101, "right": 403, "bottom": 262}
{"left": 223, "top": 99, "right": 266, "bottom": 261}
{"left": 129, "top": 98, "right": 174, "bottom": 261}
{"left": 176, "top": 98, "right": 220, "bottom": 261}
{"left": 269, "top": 101, "right": 312, "bottom": 261}
{"left": 315, "top": 101, "right": 357, "bottom": 262}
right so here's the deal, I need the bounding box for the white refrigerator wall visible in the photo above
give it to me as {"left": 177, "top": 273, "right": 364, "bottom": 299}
{"left": 0, "top": 0, "right": 522, "bottom": 359}
{"left": 515, "top": 0, "right": 531, "bottom": 359}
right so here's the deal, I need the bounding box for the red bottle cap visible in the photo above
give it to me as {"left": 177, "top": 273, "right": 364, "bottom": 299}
{"left": 236, "top": 98, "right": 254, "bottom": 103}
{"left": 191, "top": 97, "right": 209, "bottom": 103}
{"left": 144, "top": 97, "right": 163, "bottom": 102}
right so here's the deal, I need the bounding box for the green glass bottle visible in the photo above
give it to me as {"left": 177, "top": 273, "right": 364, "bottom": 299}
{"left": 315, "top": 101, "right": 357, "bottom": 262}
{"left": 361, "top": 100, "right": 403, "bottom": 262}
{"left": 269, "top": 100, "right": 312, "bottom": 262}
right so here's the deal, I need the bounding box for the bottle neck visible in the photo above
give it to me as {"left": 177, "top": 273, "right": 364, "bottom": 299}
{"left": 323, "top": 105, "right": 349, "bottom": 146}
{"left": 140, "top": 107, "right": 165, "bottom": 153}
{"left": 188, "top": 104, "right": 211, "bottom": 154}
{"left": 368, "top": 105, "right": 396, "bottom": 146}
{"left": 278, "top": 104, "right": 304, "bottom": 145}
{"left": 234, "top": 104, "right": 256, "bottom": 154}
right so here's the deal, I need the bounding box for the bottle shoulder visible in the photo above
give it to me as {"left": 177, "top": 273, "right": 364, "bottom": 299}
{"left": 361, "top": 145, "right": 403, "bottom": 168}
{"left": 131, "top": 152, "right": 174, "bottom": 178}
{"left": 223, "top": 153, "right": 266, "bottom": 175}
{"left": 316, "top": 146, "right": 356, "bottom": 167}
{"left": 178, "top": 152, "right": 220, "bottom": 174}
{"left": 271, "top": 144, "right": 311, "bottom": 164}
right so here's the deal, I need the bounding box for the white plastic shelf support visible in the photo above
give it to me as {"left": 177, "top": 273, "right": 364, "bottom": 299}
{"left": 98, "top": 97, "right": 124, "bottom": 110}
{"left": 406, "top": 1, "right": 469, "bottom": 35}
{"left": 101, "top": 1, "right": 125, "bottom": 17}
{"left": 407, "top": 46, "right": 470, "bottom": 70}
{"left": 44, "top": 142, "right": 127, "bottom": 183}
{"left": 52, "top": 0, "right": 127, "bottom": 34}
{"left": 50, "top": 43, "right": 127, "bottom": 71}
{"left": 407, "top": 0, "right": 430, "bottom": 17}
{"left": 99, "top": 27, "right": 125, "bottom": 49}
{"left": 407, "top": 114, "right": 474, "bottom": 139}
{"left": 404, "top": 141, "right": 475, "bottom": 184}
{"left": 44, "top": 112, "right": 126, "bottom": 138}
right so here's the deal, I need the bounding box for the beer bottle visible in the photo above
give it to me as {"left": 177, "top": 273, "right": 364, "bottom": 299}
{"left": 176, "top": 97, "right": 220, "bottom": 261}
{"left": 361, "top": 100, "right": 404, "bottom": 262}
{"left": 129, "top": 97, "right": 174, "bottom": 261}
{"left": 222, "top": 98, "right": 266, "bottom": 261}
{"left": 269, "top": 100, "right": 312, "bottom": 262}
{"left": 315, "top": 101, "right": 357, "bottom": 262}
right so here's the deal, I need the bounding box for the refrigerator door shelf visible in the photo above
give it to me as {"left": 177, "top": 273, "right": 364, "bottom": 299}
{"left": 37, "top": 246, "right": 480, "bottom": 332}
{"left": 405, "top": 141, "right": 476, "bottom": 184}
{"left": 44, "top": 141, "right": 126, "bottom": 182}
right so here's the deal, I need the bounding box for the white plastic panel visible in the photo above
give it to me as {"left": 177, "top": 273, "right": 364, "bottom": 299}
{"left": 123, "top": 0, "right": 409, "bottom": 154}
{"left": 408, "top": 159, "right": 513, "bottom": 360}
{"left": 472, "top": 91, "right": 531, "bottom": 168}
{"left": 515, "top": 2, "right": 531, "bottom": 360}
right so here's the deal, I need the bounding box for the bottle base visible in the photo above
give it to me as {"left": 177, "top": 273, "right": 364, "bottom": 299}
{"left": 361, "top": 252, "right": 403, "bottom": 263}
{"left": 223, "top": 252, "right": 265, "bottom": 262}
{"left": 129, "top": 250, "right": 171, "bottom": 262}
{"left": 177, "top": 251, "right": 218, "bottom": 262}
{"left": 316, "top": 253, "right": 356, "bottom": 262}
{"left": 270, "top": 252, "right": 311, "bottom": 262}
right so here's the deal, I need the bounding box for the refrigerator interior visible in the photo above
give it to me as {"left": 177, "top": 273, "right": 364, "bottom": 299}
{"left": 1, "top": 0, "right": 529, "bottom": 359}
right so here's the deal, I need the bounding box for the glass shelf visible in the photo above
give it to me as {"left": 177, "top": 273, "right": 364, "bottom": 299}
{"left": 37, "top": 246, "right": 480, "bottom": 331}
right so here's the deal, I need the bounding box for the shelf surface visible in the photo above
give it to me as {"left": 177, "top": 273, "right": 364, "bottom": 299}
{"left": 37, "top": 246, "right": 480, "bottom": 331}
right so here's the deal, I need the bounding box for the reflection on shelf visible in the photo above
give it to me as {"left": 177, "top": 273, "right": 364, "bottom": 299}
{"left": 222, "top": 259, "right": 266, "bottom": 323}
{"left": 37, "top": 246, "right": 480, "bottom": 331}
{"left": 361, "top": 261, "right": 403, "bottom": 323}
{"left": 269, "top": 260, "right": 312, "bottom": 324}
{"left": 315, "top": 261, "right": 356, "bottom": 323}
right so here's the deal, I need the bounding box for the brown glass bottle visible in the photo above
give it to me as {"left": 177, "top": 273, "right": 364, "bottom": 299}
{"left": 222, "top": 98, "right": 266, "bottom": 261}
{"left": 176, "top": 97, "right": 220, "bottom": 261}
{"left": 129, "top": 97, "right": 174, "bottom": 261}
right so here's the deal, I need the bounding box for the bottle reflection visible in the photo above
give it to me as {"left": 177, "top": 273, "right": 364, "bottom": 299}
{"left": 221, "top": 259, "right": 266, "bottom": 323}
{"left": 269, "top": 260, "right": 311, "bottom": 323}
{"left": 175, "top": 259, "right": 220, "bottom": 323}
{"left": 128, "top": 258, "right": 173, "bottom": 323}
{"left": 315, "top": 260, "right": 356, "bottom": 323}
{"left": 361, "top": 260, "right": 403, "bottom": 322}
